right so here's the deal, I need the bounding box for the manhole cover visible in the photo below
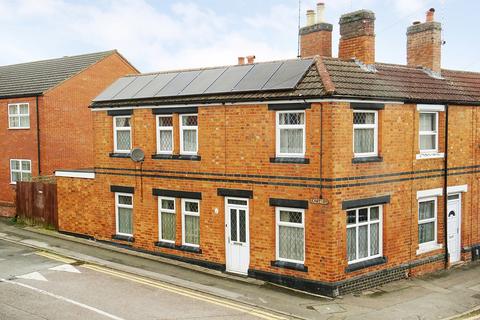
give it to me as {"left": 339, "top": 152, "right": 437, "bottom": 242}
{"left": 308, "top": 304, "right": 346, "bottom": 314}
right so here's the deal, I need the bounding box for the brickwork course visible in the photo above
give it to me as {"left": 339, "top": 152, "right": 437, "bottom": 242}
{"left": 56, "top": 6, "right": 480, "bottom": 296}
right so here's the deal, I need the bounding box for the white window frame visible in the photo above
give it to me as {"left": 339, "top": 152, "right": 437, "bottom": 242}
{"left": 353, "top": 110, "right": 378, "bottom": 158}
{"left": 113, "top": 115, "right": 132, "bottom": 153}
{"left": 418, "top": 111, "right": 439, "bottom": 154}
{"left": 115, "top": 192, "right": 133, "bottom": 237}
{"left": 156, "top": 115, "right": 174, "bottom": 154}
{"left": 181, "top": 198, "right": 200, "bottom": 247}
{"left": 417, "top": 196, "right": 438, "bottom": 252}
{"left": 275, "top": 207, "right": 305, "bottom": 264}
{"left": 158, "top": 196, "right": 176, "bottom": 243}
{"left": 179, "top": 114, "right": 198, "bottom": 155}
{"left": 346, "top": 205, "right": 383, "bottom": 264}
{"left": 275, "top": 110, "right": 306, "bottom": 158}
{"left": 8, "top": 103, "right": 30, "bottom": 129}
{"left": 10, "top": 159, "right": 32, "bottom": 184}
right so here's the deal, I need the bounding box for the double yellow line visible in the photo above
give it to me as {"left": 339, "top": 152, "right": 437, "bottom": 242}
{"left": 35, "top": 251, "right": 77, "bottom": 264}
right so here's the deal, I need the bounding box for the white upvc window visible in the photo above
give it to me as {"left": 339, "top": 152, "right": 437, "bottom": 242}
{"left": 346, "top": 205, "right": 382, "bottom": 264}
{"left": 276, "top": 111, "right": 305, "bottom": 157}
{"left": 158, "top": 197, "right": 176, "bottom": 243}
{"left": 353, "top": 110, "right": 378, "bottom": 157}
{"left": 182, "top": 199, "right": 200, "bottom": 247}
{"left": 276, "top": 207, "right": 305, "bottom": 263}
{"left": 418, "top": 197, "right": 438, "bottom": 250}
{"left": 113, "top": 116, "right": 132, "bottom": 153}
{"left": 156, "top": 115, "right": 174, "bottom": 154}
{"left": 180, "top": 114, "right": 198, "bottom": 155}
{"left": 419, "top": 112, "right": 438, "bottom": 153}
{"left": 10, "top": 159, "right": 32, "bottom": 184}
{"left": 8, "top": 103, "right": 30, "bottom": 129}
{"left": 115, "top": 193, "right": 133, "bottom": 237}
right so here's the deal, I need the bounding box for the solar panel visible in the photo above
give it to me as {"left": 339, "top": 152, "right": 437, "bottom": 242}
{"left": 133, "top": 73, "right": 178, "bottom": 99}
{"left": 204, "top": 64, "right": 253, "bottom": 94}
{"left": 263, "top": 59, "right": 313, "bottom": 90}
{"left": 113, "top": 74, "right": 157, "bottom": 100}
{"left": 232, "top": 61, "right": 283, "bottom": 92}
{"left": 93, "top": 77, "right": 136, "bottom": 101}
{"left": 180, "top": 67, "right": 227, "bottom": 96}
{"left": 156, "top": 70, "right": 201, "bottom": 97}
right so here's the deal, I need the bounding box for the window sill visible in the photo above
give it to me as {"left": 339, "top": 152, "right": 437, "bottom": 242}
{"left": 416, "top": 152, "right": 444, "bottom": 160}
{"left": 109, "top": 153, "right": 131, "bottom": 158}
{"left": 271, "top": 260, "right": 308, "bottom": 272}
{"left": 345, "top": 256, "right": 387, "bottom": 273}
{"left": 416, "top": 243, "right": 443, "bottom": 255}
{"left": 151, "top": 154, "right": 201, "bottom": 161}
{"left": 8, "top": 127, "right": 30, "bottom": 130}
{"left": 270, "top": 157, "right": 310, "bottom": 164}
{"left": 352, "top": 156, "right": 383, "bottom": 164}
{"left": 112, "top": 234, "right": 134, "bottom": 242}
{"left": 154, "top": 242, "right": 202, "bottom": 253}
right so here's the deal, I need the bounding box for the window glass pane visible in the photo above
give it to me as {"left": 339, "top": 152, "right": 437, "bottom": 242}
{"left": 279, "top": 210, "right": 302, "bottom": 224}
{"left": 182, "top": 129, "right": 197, "bottom": 152}
{"left": 279, "top": 225, "right": 304, "bottom": 261}
{"left": 116, "top": 130, "right": 131, "bottom": 151}
{"left": 182, "top": 115, "right": 197, "bottom": 126}
{"left": 158, "top": 116, "right": 173, "bottom": 127}
{"left": 22, "top": 172, "right": 32, "bottom": 181}
{"left": 347, "top": 228, "right": 356, "bottom": 261}
{"left": 9, "top": 117, "right": 19, "bottom": 128}
{"left": 370, "top": 206, "right": 379, "bottom": 220}
{"left": 370, "top": 223, "right": 379, "bottom": 255}
{"left": 184, "top": 215, "right": 199, "bottom": 245}
{"left": 19, "top": 104, "right": 29, "bottom": 114}
{"left": 9, "top": 105, "right": 18, "bottom": 115}
{"left": 116, "top": 117, "right": 130, "bottom": 127}
{"left": 239, "top": 209, "right": 246, "bottom": 243}
{"left": 161, "top": 212, "right": 175, "bottom": 241}
{"left": 11, "top": 172, "right": 21, "bottom": 182}
{"left": 347, "top": 210, "right": 356, "bottom": 224}
{"left": 358, "top": 208, "right": 368, "bottom": 222}
{"left": 358, "top": 225, "right": 368, "bottom": 259}
{"left": 230, "top": 209, "right": 237, "bottom": 242}
{"left": 419, "top": 200, "right": 435, "bottom": 220}
{"left": 161, "top": 199, "right": 174, "bottom": 210}
{"left": 419, "top": 221, "right": 435, "bottom": 244}
{"left": 21, "top": 161, "right": 30, "bottom": 171}
{"left": 184, "top": 201, "right": 198, "bottom": 213}
{"left": 118, "top": 207, "right": 132, "bottom": 234}
{"left": 448, "top": 194, "right": 460, "bottom": 200}
{"left": 118, "top": 195, "right": 132, "bottom": 206}
{"left": 227, "top": 199, "right": 247, "bottom": 206}
{"left": 420, "top": 135, "right": 436, "bottom": 150}
{"left": 159, "top": 130, "right": 173, "bottom": 152}
{"left": 19, "top": 116, "right": 29, "bottom": 128}
{"left": 353, "top": 112, "right": 375, "bottom": 125}
{"left": 354, "top": 128, "right": 374, "bottom": 153}
{"left": 279, "top": 112, "right": 304, "bottom": 125}
{"left": 279, "top": 128, "right": 303, "bottom": 154}
{"left": 420, "top": 113, "right": 436, "bottom": 131}
{"left": 11, "top": 160, "right": 20, "bottom": 170}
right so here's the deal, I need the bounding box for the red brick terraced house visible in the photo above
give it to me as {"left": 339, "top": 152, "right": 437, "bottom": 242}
{"left": 0, "top": 50, "right": 138, "bottom": 216}
{"left": 55, "top": 7, "right": 480, "bottom": 296}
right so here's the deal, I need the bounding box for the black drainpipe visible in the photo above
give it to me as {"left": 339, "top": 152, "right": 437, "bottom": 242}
{"left": 36, "top": 95, "right": 41, "bottom": 176}
{"left": 443, "top": 104, "right": 449, "bottom": 268}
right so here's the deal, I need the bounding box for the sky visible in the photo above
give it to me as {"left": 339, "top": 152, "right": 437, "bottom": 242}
{"left": 0, "top": 0, "right": 478, "bottom": 73}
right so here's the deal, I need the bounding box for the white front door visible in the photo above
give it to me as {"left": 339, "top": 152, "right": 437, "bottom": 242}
{"left": 225, "top": 198, "right": 250, "bottom": 275}
{"left": 447, "top": 194, "right": 461, "bottom": 263}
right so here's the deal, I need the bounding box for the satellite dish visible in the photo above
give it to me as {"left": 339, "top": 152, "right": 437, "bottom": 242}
{"left": 130, "top": 148, "right": 145, "bottom": 162}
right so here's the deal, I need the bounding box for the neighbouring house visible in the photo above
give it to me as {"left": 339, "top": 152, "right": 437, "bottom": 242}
{"left": 55, "top": 6, "right": 480, "bottom": 297}
{"left": 0, "top": 50, "right": 138, "bottom": 216}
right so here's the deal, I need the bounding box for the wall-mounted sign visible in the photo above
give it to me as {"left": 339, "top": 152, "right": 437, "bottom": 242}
{"left": 311, "top": 198, "right": 329, "bottom": 205}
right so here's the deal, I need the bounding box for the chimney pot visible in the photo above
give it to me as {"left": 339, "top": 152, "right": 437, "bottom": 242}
{"left": 316, "top": 3, "right": 325, "bottom": 23}
{"left": 426, "top": 8, "right": 435, "bottom": 22}
{"left": 306, "top": 10, "right": 316, "bottom": 26}
{"left": 413, "top": 21, "right": 421, "bottom": 25}
{"left": 299, "top": 4, "right": 333, "bottom": 58}
{"left": 246, "top": 55, "right": 255, "bottom": 64}
{"left": 238, "top": 57, "right": 245, "bottom": 65}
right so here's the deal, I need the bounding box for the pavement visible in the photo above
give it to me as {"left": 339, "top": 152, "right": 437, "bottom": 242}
{"left": 1, "top": 217, "right": 480, "bottom": 320}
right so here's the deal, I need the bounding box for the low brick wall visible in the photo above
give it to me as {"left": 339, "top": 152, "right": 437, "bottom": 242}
{"left": 0, "top": 202, "right": 15, "bottom": 217}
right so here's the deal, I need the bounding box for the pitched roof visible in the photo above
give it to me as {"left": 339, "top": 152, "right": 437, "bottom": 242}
{"left": 0, "top": 50, "right": 116, "bottom": 98}
{"left": 91, "top": 56, "right": 480, "bottom": 108}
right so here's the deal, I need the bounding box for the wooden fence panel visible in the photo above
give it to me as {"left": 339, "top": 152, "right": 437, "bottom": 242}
{"left": 16, "top": 181, "right": 58, "bottom": 229}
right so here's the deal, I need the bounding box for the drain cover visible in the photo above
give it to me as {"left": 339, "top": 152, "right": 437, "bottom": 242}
{"left": 309, "top": 304, "right": 346, "bottom": 314}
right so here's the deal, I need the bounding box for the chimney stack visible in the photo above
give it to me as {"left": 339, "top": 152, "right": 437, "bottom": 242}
{"left": 246, "top": 55, "right": 255, "bottom": 64}
{"left": 338, "top": 10, "right": 376, "bottom": 64}
{"left": 407, "top": 8, "right": 442, "bottom": 74}
{"left": 238, "top": 57, "right": 245, "bottom": 65}
{"left": 299, "top": 3, "right": 333, "bottom": 58}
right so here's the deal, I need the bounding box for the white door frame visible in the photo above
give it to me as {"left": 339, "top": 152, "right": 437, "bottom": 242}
{"left": 224, "top": 197, "right": 250, "bottom": 275}
{"left": 447, "top": 192, "right": 462, "bottom": 263}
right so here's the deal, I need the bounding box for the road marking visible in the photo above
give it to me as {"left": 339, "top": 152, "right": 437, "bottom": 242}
{"left": 49, "top": 264, "right": 81, "bottom": 273}
{"left": 83, "top": 264, "right": 288, "bottom": 320}
{"left": 16, "top": 272, "right": 47, "bottom": 282}
{"left": 0, "top": 278, "right": 126, "bottom": 320}
{"left": 35, "top": 251, "right": 76, "bottom": 264}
